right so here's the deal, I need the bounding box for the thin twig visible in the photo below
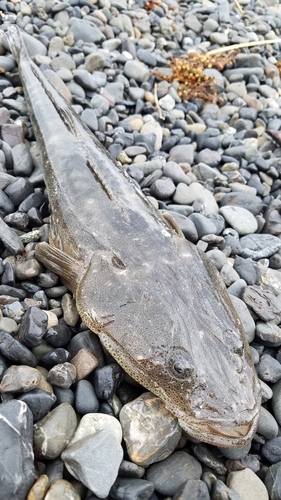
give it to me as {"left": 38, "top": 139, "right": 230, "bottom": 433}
{"left": 154, "top": 83, "right": 164, "bottom": 120}
{"left": 234, "top": 0, "right": 244, "bottom": 15}
{"left": 207, "top": 38, "right": 281, "bottom": 56}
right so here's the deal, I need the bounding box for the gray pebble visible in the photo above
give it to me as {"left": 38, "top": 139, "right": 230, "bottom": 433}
{"left": 256, "top": 354, "right": 281, "bottom": 383}
{"left": 146, "top": 451, "right": 202, "bottom": 496}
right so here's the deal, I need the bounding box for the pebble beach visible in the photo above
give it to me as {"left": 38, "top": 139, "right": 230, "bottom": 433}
{"left": 1, "top": 0, "right": 281, "bottom": 498}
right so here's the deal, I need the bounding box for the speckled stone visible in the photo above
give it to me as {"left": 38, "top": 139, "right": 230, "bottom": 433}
{"left": 44, "top": 479, "right": 80, "bottom": 500}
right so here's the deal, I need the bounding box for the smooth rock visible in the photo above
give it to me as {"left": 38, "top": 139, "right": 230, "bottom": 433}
{"left": 0, "top": 400, "right": 36, "bottom": 500}
{"left": 62, "top": 430, "right": 123, "bottom": 498}
{"left": 227, "top": 468, "right": 269, "bottom": 500}
{"left": 44, "top": 479, "right": 80, "bottom": 500}
{"left": 146, "top": 451, "right": 202, "bottom": 496}
{"left": 33, "top": 403, "right": 77, "bottom": 459}
{"left": 119, "top": 392, "right": 182, "bottom": 467}
{"left": 219, "top": 206, "right": 258, "bottom": 235}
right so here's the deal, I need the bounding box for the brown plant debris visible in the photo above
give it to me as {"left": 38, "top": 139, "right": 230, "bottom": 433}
{"left": 144, "top": 0, "right": 162, "bottom": 11}
{"left": 276, "top": 60, "right": 281, "bottom": 78}
{"left": 153, "top": 51, "right": 237, "bottom": 103}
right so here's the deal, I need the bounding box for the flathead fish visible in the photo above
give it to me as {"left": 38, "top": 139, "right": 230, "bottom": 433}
{"left": 7, "top": 25, "right": 261, "bottom": 447}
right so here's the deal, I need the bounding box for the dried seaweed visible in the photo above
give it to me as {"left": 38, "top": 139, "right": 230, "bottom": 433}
{"left": 153, "top": 51, "right": 237, "bottom": 103}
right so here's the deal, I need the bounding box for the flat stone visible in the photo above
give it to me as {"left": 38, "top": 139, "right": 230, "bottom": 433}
{"left": 219, "top": 206, "right": 258, "bottom": 236}
{"left": 240, "top": 234, "right": 281, "bottom": 260}
{"left": 220, "top": 192, "right": 263, "bottom": 216}
{"left": 169, "top": 144, "right": 194, "bottom": 164}
{"left": 69, "top": 20, "right": 105, "bottom": 43}
{"left": 243, "top": 285, "right": 281, "bottom": 323}
{"left": 119, "top": 392, "right": 181, "bottom": 467}
{"left": 62, "top": 430, "right": 123, "bottom": 498}
{"left": 0, "top": 400, "right": 36, "bottom": 500}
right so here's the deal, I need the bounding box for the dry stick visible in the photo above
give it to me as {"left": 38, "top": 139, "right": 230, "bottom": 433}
{"left": 234, "top": 0, "right": 244, "bottom": 15}
{"left": 154, "top": 83, "right": 164, "bottom": 120}
{"left": 207, "top": 38, "right": 281, "bottom": 56}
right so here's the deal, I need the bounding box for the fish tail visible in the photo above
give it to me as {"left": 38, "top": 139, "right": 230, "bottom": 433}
{"left": 6, "top": 25, "right": 28, "bottom": 61}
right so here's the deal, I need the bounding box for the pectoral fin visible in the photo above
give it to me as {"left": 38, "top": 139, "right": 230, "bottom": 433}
{"left": 35, "top": 242, "right": 82, "bottom": 292}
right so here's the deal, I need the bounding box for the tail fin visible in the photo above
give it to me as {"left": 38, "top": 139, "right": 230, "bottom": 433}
{"left": 6, "top": 25, "right": 28, "bottom": 61}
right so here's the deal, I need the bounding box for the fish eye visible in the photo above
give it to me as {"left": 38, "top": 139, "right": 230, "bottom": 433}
{"left": 168, "top": 349, "right": 194, "bottom": 380}
{"left": 111, "top": 255, "right": 126, "bottom": 269}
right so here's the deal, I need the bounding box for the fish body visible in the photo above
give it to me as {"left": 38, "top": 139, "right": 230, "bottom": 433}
{"left": 7, "top": 26, "right": 261, "bottom": 447}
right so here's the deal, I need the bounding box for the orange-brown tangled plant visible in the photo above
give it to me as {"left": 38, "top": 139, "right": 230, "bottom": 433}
{"left": 153, "top": 51, "right": 237, "bottom": 103}
{"left": 276, "top": 60, "right": 281, "bottom": 77}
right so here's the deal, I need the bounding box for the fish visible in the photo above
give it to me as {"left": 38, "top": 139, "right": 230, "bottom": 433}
{"left": 7, "top": 25, "right": 261, "bottom": 448}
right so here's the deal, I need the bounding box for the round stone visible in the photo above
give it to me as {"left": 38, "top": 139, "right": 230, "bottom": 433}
{"left": 219, "top": 206, "right": 258, "bottom": 235}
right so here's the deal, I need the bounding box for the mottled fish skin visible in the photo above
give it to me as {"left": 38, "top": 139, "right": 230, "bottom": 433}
{"left": 7, "top": 25, "right": 261, "bottom": 448}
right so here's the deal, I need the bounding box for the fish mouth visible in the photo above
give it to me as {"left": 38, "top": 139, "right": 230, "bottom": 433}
{"left": 178, "top": 406, "right": 260, "bottom": 448}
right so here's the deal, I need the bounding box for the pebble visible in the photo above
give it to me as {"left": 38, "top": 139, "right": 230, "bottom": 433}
{"left": 227, "top": 468, "right": 269, "bottom": 500}
{"left": 46, "top": 362, "right": 76, "bottom": 389}
{"left": 119, "top": 392, "right": 181, "bottom": 467}
{"left": 262, "top": 437, "right": 281, "bottom": 464}
{"left": 0, "top": 364, "right": 41, "bottom": 392}
{"left": 110, "top": 477, "right": 154, "bottom": 500}
{"left": 94, "top": 363, "right": 124, "bottom": 400}
{"left": 26, "top": 474, "right": 50, "bottom": 500}
{"left": 33, "top": 402, "right": 77, "bottom": 459}
{"left": 146, "top": 451, "right": 202, "bottom": 496}
{"left": 243, "top": 286, "right": 281, "bottom": 323}
{"left": 0, "top": 400, "right": 36, "bottom": 500}
{"left": 264, "top": 462, "right": 281, "bottom": 500}
{"left": 18, "top": 306, "right": 48, "bottom": 348}
{"left": 219, "top": 206, "right": 258, "bottom": 236}
{"left": 256, "top": 355, "right": 281, "bottom": 384}
{"left": 62, "top": 429, "right": 123, "bottom": 497}
{"left": 18, "top": 388, "right": 57, "bottom": 423}
{"left": 44, "top": 479, "right": 80, "bottom": 500}
{"left": 75, "top": 379, "right": 99, "bottom": 414}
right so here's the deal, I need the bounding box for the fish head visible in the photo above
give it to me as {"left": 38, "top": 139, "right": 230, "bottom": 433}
{"left": 76, "top": 246, "right": 261, "bottom": 448}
